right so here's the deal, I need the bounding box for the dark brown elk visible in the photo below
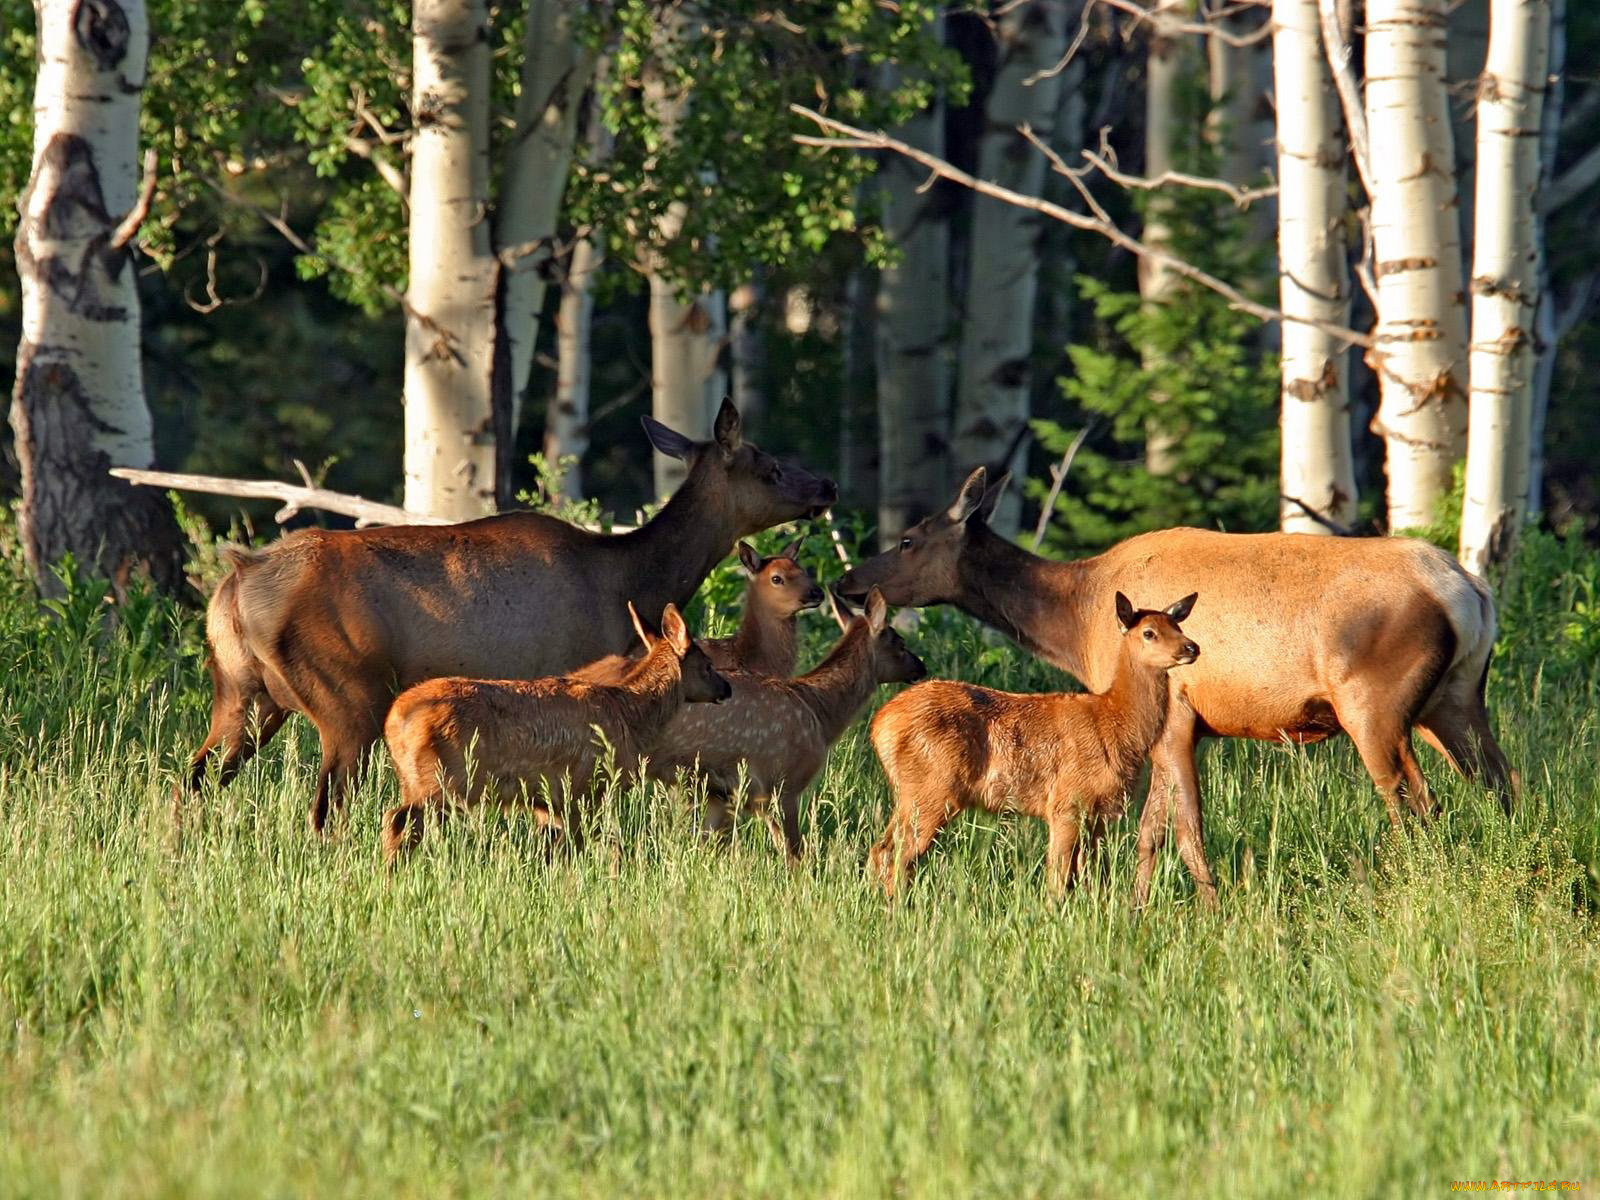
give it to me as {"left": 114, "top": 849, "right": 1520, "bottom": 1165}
{"left": 381, "top": 602, "right": 731, "bottom": 862}
{"left": 647, "top": 587, "right": 926, "bottom": 859}
{"left": 869, "top": 592, "right": 1199, "bottom": 896}
{"left": 185, "top": 399, "right": 834, "bottom": 834}
{"left": 572, "top": 538, "right": 823, "bottom": 683}
{"left": 838, "top": 467, "right": 1514, "bottom": 908}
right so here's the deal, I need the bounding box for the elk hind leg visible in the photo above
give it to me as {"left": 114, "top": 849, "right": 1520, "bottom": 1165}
{"left": 1417, "top": 702, "right": 1516, "bottom": 812}
{"left": 869, "top": 781, "right": 959, "bottom": 898}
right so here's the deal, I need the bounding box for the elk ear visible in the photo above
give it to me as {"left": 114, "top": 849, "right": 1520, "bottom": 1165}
{"left": 1165, "top": 592, "right": 1198, "bottom": 623}
{"left": 865, "top": 587, "right": 889, "bottom": 634}
{"left": 628, "top": 601, "right": 654, "bottom": 650}
{"left": 641, "top": 415, "right": 695, "bottom": 462}
{"left": 976, "top": 472, "right": 1011, "bottom": 525}
{"left": 1115, "top": 591, "right": 1137, "bottom": 634}
{"left": 947, "top": 467, "right": 988, "bottom": 524}
{"left": 826, "top": 587, "right": 855, "bottom": 632}
{"left": 779, "top": 537, "right": 802, "bottom": 563}
{"left": 660, "top": 603, "right": 691, "bottom": 655}
{"left": 713, "top": 397, "right": 743, "bottom": 458}
{"left": 736, "top": 541, "right": 761, "bottom": 575}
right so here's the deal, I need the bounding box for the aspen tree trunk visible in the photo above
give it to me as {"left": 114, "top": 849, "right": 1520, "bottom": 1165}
{"left": 1209, "top": 8, "right": 1277, "bottom": 282}
{"left": 1447, "top": 0, "right": 1491, "bottom": 252}
{"left": 1274, "top": 0, "right": 1358, "bottom": 534}
{"left": 543, "top": 85, "right": 610, "bottom": 502}
{"left": 645, "top": 11, "right": 725, "bottom": 499}
{"left": 404, "top": 0, "right": 497, "bottom": 520}
{"left": 1141, "top": 0, "right": 1195, "bottom": 476}
{"left": 951, "top": 0, "right": 1071, "bottom": 537}
{"left": 1365, "top": 0, "right": 1470, "bottom": 531}
{"left": 1527, "top": 0, "right": 1566, "bottom": 518}
{"left": 499, "top": 0, "right": 595, "bottom": 437}
{"left": 10, "top": 0, "right": 183, "bottom": 594}
{"left": 1459, "top": 0, "right": 1550, "bottom": 575}
{"left": 876, "top": 26, "right": 951, "bottom": 544}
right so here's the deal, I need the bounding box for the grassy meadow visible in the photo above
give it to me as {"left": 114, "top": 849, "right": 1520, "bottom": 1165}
{"left": 2, "top": 526, "right": 1599, "bottom": 1198}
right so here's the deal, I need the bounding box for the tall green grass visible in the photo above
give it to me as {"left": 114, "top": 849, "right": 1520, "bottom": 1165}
{"left": 1, "top": 533, "right": 1597, "bottom": 1198}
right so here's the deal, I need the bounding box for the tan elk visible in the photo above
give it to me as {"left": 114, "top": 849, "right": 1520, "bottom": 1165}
{"left": 573, "top": 539, "right": 823, "bottom": 684}
{"left": 869, "top": 592, "right": 1199, "bottom": 896}
{"left": 838, "top": 468, "right": 1514, "bottom": 908}
{"left": 648, "top": 587, "right": 927, "bottom": 859}
{"left": 381, "top": 602, "right": 731, "bottom": 862}
{"left": 184, "top": 400, "right": 834, "bottom": 834}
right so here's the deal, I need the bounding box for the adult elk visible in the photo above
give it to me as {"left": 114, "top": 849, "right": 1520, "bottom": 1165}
{"left": 184, "top": 399, "right": 835, "bottom": 834}
{"left": 838, "top": 468, "right": 1514, "bottom": 908}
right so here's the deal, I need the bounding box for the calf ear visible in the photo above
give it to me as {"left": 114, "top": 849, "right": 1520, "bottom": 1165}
{"left": 642, "top": 415, "right": 695, "bottom": 461}
{"left": 713, "top": 397, "right": 743, "bottom": 458}
{"left": 826, "top": 588, "right": 855, "bottom": 632}
{"left": 628, "top": 601, "right": 654, "bottom": 650}
{"left": 946, "top": 467, "right": 988, "bottom": 524}
{"left": 1165, "top": 592, "right": 1198, "bottom": 623}
{"left": 866, "top": 587, "right": 889, "bottom": 634}
{"left": 779, "top": 537, "right": 803, "bottom": 563}
{"left": 736, "top": 541, "right": 762, "bottom": 574}
{"left": 660, "top": 603, "right": 692, "bottom": 655}
{"left": 1115, "top": 591, "right": 1137, "bottom": 634}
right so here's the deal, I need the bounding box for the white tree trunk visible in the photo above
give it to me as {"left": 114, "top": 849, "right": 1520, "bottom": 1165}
{"left": 1447, "top": 0, "right": 1492, "bottom": 252}
{"left": 1274, "top": 0, "right": 1358, "bottom": 534}
{"left": 1459, "top": 0, "right": 1551, "bottom": 575}
{"left": 404, "top": 0, "right": 497, "bottom": 520}
{"left": 1527, "top": 0, "right": 1566, "bottom": 518}
{"left": 546, "top": 230, "right": 601, "bottom": 501}
{"left": 499, "top": 0, "right": 594, "bottom": 435}
{"left": 9, "top": 0, "right": 183, "bottom": 592}
{"left": 1209, "top": 7, "right": 1278, "bottom": 288}
{"left": 951, "top": 0, "right": 1070, "bottom": 536}
{"left": 1365, "top": 0, "right": 1470, "bottom": 531}
{"left": 1141, "top": 1, "right": 1194, "bottom": 476}
{"left": 876, "top": 27, "right": 951, "bottom": 543}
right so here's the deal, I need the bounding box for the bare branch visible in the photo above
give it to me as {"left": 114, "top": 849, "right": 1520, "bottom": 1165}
{"left": 1024, "top": 1, "right": 1096, "bottom": 86}
{"left": 1100, "top": 0, "right": 1274, "bottom": 46}
{"left": 110, "top": 468, "right": 449, "bottom": 528}
{"left": 1317, "top": 0, "right": 1375, "bottom": 201}
{"left": 1032, "top": 425, "right": 1092, "bottom": 551}
{"left": 1080, "top": 130, "right": 1278, "bottom": 207}
{"left": 792, "top": 106, "right": 1373, "bottom": 348}
{"left": 109, "top": 149, "right": 159, "bottom": 251}
{"left": 343, "top": 136, "right": 408, "bottom": 200}
{"left": 1280, "top": 494, "right": 1357, "bottom": 536}
{"left": 1541, "top": 139, "right": 1600, "bottom": 213}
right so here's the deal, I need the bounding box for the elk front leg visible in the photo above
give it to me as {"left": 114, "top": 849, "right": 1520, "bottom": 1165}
{"left": 1044, "top": 794, "right": 1084, "bottom": 899}
{"left": 1136, "top": 700, "right": 1218, "bottom": 911}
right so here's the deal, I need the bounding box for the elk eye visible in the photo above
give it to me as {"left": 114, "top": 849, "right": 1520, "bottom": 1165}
{"left": 1143, "top": 628, "right": 1155, "bottom": 640}
{"left": 769, "top": 465, "right": 783, "bottom": 482}
{"left": 899, "top": 536, "right": 914, "bottom": 552}
{"left": 771, "top": 574, "right": 783, "bottom": 586}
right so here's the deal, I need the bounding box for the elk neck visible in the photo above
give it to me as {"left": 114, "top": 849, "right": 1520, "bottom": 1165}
{"left": 1099, "top": 640, "right": 1173, "bottom": 765}
{"left": 791, "top": 623, "right": 880, "bottom": 744}
{"left": 730, "top": 590, "right": 797, "bottom": 675}
{"left": 614, "top": 646, "right": 687, "bottom": 742}
{"left": 955, "top": 523, "right": 1094, "bottom": 679}
{"left": 610, "top": 458, "right": 745, "bottom": 616}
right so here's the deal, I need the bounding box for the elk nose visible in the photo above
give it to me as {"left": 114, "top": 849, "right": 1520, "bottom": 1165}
{"left": 805, "top": 586, "right": 824, "bottom": 606}
{"left": 817, "top": 478, "right": 839, "bottom": 504}
{"left": 1181, "top": 641, "right": 1199, "bottom": 661}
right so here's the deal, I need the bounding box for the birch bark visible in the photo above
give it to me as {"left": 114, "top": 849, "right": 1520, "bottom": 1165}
{"left": 1274, "top": 0, "right": 1358, "bottom": 534}
{"left": 10, "top": 0, "right": 183, "bottom": 593}
{"left": 1459, "top": 0, "right": 1550, "bottom": 575}
{"left": 404, "top": 0, "right": 498, "bottom": 519}
{"left": 1365, "top": 0, "right": 1470, "bottom": 531}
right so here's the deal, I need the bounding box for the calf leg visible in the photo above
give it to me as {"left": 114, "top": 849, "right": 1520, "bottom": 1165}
{"left": 764, "top": 792, "right": 805, "bottom": 864}
{"left": 1132, "top": 764, "right": 1173, "bottom": 911}
{"left": 869, "top": 783, "right": 960, "bottom": 898}
{"left": 1044, "top": 796, "right": 1084, "bottom": 899}
{"left": 1136, "top": 704, "right": 1217, "bottom": 910}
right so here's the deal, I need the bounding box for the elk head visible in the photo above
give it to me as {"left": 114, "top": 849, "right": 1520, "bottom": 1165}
{"left": 629, "top": 602, "right": 733, "bottom": 703}
{"left": 828, "top": 587, "right": 928, "bottom": 685}
{"left": 738, "top": 538, "right": 825, "bottom": 617}
{"left": 1114, "top": 592, "right": 1200, "bottom": 670}
{"left": 643, "top": 399, "right": 837, "bottom": 534}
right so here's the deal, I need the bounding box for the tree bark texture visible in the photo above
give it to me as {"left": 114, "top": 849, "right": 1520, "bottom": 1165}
{"left": 1459, "top": 0, "right": 1550, "bottom": 576}
{"left": 10, "top": 0, "right": 184, "bottom": 595}
{"left": 404, "top": 0, "right": 498, "bottom": 520}
{"left": 951, "top": 0, "right": 1071, "bottom": 537}
{"left": 1364, "top": 0, "right": 1470, "bottom": 531}
{"left": 876, "top": 24, "right": 952, "bottom": 544}
{"left": 499, "top": 0, "right": 594, "bottom": 437}
{"left": 1274, "top": 0, "right": 1359, "bottom": 534}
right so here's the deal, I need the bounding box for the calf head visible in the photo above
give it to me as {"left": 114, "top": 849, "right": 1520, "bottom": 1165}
{"left": 1114, "top": 592, "right": 1200, "bottom": 670}
{"left": 629, "top": 602, "right": 733, "bottom": 703}
{"left": 829, "top": 587, "right": 928, "bottom": 685}
{"left": 836, "top": 467, "right": 1008, "bottom": 606}
{"left": 643, "top": 399, "right": 837, "bottom": 534}
{"left": 738, "top": 538, "right": 825, "bottom": 619}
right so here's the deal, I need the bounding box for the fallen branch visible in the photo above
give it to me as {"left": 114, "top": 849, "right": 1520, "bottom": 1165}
{"left": 110, "top": 467, "right": 450, "bottom": 527}
{"left": 792, "top": 105, "right": 1373, "bottom": 349}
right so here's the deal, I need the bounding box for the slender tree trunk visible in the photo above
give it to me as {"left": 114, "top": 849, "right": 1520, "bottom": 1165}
{"left": 498, "top": 0, "right": 595, "bottom": 439}
{"left": 1141, "top": 0, "right": 1195, "bottom": 477}
{"left": 1364, "top": 0, "right": 1470, "bottom": 531}
{"left": 645, "top": 11, "right": 725, "bottom": 499}
{"left": 876, "top": 24, "right": 952, "bottom": 544}
{"left": 1209, "top": 6, "right": 1277, "bottom": 290}
{"left": 1526, "top": 0, "right": 1566, "bottom": 517}
{"left": 10, "top": 0, "right": 183, "bottom": 595}
{"left": 839, "top": 262, "right": 879, "bottom": 515}
{"left": 1274, "top": 0, "right": 1358, "bottom": 534}
{"left": 728, "top": 275, "right": 767, "bottom": 434}
{"left": 951, "top": 0, "right": 1071, "bottom": 537}
{"left": 404, "top": 0, "right": 497, "bottom": 520}
{"left": 1459, "top": 0, "right": 1550, "bottom": 575}
{"left": 1447, "top": 0, "right": 1492, "bottom": 253}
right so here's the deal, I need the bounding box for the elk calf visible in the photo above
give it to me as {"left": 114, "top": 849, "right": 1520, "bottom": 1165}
{"left": 869, "top": 593, "right": 1199, "bottom": 896}
{"left": 648, "top": 587, "right": 926, "bottom": 859}
{"left": 574, "top": 540, "right": 823, "bottom": 684}
{"left": 381, "top": 603, "right": 730, "bottom": 862}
